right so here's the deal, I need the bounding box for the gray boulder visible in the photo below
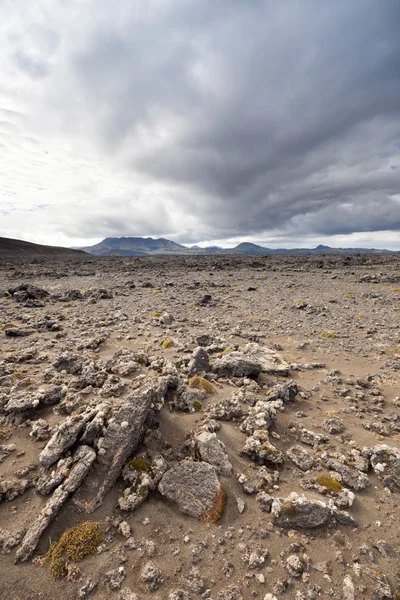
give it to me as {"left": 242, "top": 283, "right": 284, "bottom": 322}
{"left": 159, "top": 461, "right": 222, "bottom": 519}
{"left": 213, "top": 352, "right": 262, "bottom": 378}
{"left": 271, "top": 492, "right": 357, "bottom": 529}
{"left": 188, "top": 347, "right": 210, "bottom": 375}
{"left": 194, "top": 430, "right": 233, "bottom": 477}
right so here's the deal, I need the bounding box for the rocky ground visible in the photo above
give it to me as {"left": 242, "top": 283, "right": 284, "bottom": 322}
{"left": 0, "top": 253, "right": 399, "bottom": 600}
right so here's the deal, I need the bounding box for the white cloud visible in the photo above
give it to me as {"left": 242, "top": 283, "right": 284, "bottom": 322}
{"left": 0, "top": 0, "right": 399, "bottom": 249}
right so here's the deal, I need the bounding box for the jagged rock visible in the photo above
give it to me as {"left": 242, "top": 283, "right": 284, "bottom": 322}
{"left": 119, "top": 455, "right": 167, "bottom": 511}
{"left": 83, "top": 380, "right": 156, "bottom": 511}
{"left": 323, "top": 418, "right": 345, "bottom": 434}
{"left": 5, "top": 328, "right": 32, "bottom": 337}
{"left": 213, "top": 352, "right": 262, "bottom": 378}
{"left": 53, "top": 352, "right": 83, "bottom": 375}
{"left": 40, "top": 385, "right": 67, "bottom": 405}
{"left": 242, "top": 430, "right": 284, "bottom": 465}
{"left": 266, "top": 380, "right": 298, "bottom": 402}
{"left": 370, "top": 444, "right": 400, "bottom": 491}
{"left": 240, "top": 399, "right": 283, "bottom": 436}
{"left": 169, "top": 590, "right": 190, "bottom": 600}
{"left": 39, "top": 407, "right": 99, "bottom": 468}
{"left": 0, "top": 444, "right": 16, "bottom": 463}
{"left": 188, "top": 347, "right": 210, "bottom": 375}
{"left": 78, "top": 578, "right": 98, "bottom": 599}
{"left": 104, "top": 567, "right": 126, "bottom": 591}
{"left": 35, "top": 456, "right": 74, "bottom": 495}
{"left": 300, "top": 428, "right": 329, "bottom": 447}
{"left": 300, "top": 477, "right": 355, "bottom": 508}
{"left": 180, "top": 566, "right": 205, "bottom": 593}
{"left": 171, "top": 386, "right": 206, "bottom": 413}
{"left": 9, "top": 284, "right": 49, "bottom": 302}
{"left": 286, "top": 554, "right": 306, "bottom": 577}
{"left": 242, "top": 343, "right": 290, "bottom": 376}
{"left": 343, "top": 575, "right": 355, "bottom": 600}
{"left": 140, "top": 561, "right": 163, "bottom": 591}
{"left": 15, "top": 445, "right": 96, "bottom": 562}
{"left": 205, "top": 393, "right": 245, "bottom": 421}
{"left": 119, "top": 588, "right": 139, "bottom": 600}
{"left": 256, "top": 492, "right": 273, "bottom": 512}
{"left": 29, "top": 419, "right": 51, "bottom": 441}
{"left": 194, "top": 430, "right": 233, "bottom": 476}
{"left": 323, "top": 458, "right": 371, "bottom": 491}
{"left": 159, "top": 461, "right": 221, "bottom": 518}
{"left": 4, "top": 393, "right": 41, "bottom": 414}
{"left": 0, "top": 528, "right": 25, "bottom": 554}
{"left": 271, "top": 492, "right": 357, "bottom": 528}
{"left": 0, "top": 477, "right": 32, "bottom": 502}
{"left": 286, "top": 445, "right": 314, "bottom": 471}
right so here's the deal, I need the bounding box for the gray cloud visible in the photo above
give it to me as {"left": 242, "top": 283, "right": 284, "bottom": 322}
{"left": 0, "top": 0, "right": 400, "bottom": 248}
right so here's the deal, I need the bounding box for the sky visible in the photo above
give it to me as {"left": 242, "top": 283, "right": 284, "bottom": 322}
{"left": 0, "top": 0, "right": 400, "bottom": 250}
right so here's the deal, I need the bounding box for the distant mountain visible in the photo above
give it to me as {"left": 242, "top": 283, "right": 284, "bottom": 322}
{"left": 0, "top": 236, "right": 85, "bottom": 258}
{"left": 81, "top": 237, "right": 193, "bottom": 256}
{"left": 81, "top": 236, "right": 396, "bottom": 256}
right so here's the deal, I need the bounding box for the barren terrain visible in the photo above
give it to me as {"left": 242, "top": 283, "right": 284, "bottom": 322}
{"left": 0, "top": 253, "right": 399, "bottom": 600}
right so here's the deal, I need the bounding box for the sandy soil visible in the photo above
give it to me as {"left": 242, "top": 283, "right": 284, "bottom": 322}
{"left": 0, "top": 253, "right": 399, "bottom": 600}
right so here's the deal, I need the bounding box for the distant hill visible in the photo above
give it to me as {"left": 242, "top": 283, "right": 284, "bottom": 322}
{"left": 81, "top": 236, "right": 395, "bottom": 256}
{"left": 81, "top": 236, "right": 194, "bottom": 256}
{"left": 0, "top": 236, "right": 86, "bottom": 258}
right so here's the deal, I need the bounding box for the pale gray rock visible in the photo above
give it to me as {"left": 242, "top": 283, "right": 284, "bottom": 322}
{"left": 140, "top": 561, "right": 163, "bottom": 591}
{"left": 15, "top": 445, "right": 96, "bottom": 562}
{"left": 0, "top": 477, "right": 32, "bottom": 502}
{"left": 194, "top": 430, "right": 233, "bottom": 477}
{"left": 104, "top": 567, "right": 125, "bottom": 591}
{"left": 242, "top": 430, "right": 284, "bottom": 465}
{"left": 213, "top": 352, "right": 262, "bottom": 378}
{"left": 188, "top": 347, "right": 210, "bottom": 374}
{"left": 53, "top": 352, "right": 83, "bottom": 374}
{"left": 0, "top": 444, "right": 16, "bottom": 463}
{"left": 159, "top": 461, "right": 221, "bottom": 518}
{"left": 0, "top": 528, "right": 25, "bottom": 554}
{"left": 35, "top": 456, "right": 74, "bottom": 495}
{"left": 271, "top": 492, "right": 357, "bottom": 529}
{"left": 85, "top": 380, "right": 156, "bottom": 511}
{"left": 286, "top": 445, "right": 314, "bottom": 471}
{"left": 370, "top": 444, "right": 400, "bottom": 491}
{"left": 324, "top": 458, "right": 371, "bottom": 491}
{"left": 39, "top": 407, "right": 98, "bottom": 468}
{"left": 243, "top": 343, "right": 290, "bottom": 376}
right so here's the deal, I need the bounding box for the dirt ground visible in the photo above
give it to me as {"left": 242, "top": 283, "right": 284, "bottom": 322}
{"left": 0, "top": 253, "right": 399, "bottom": 600}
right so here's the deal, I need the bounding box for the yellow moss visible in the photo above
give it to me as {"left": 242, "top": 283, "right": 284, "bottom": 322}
{"left": 129, "top": 458, "right": 151, "bottom": 472}
{"left": 220, "top": 348, "right": 234, "bottom": 356}
{"left": 193, "top": 400, "right": 202, "bottom": 411}
{"left": 200, "top": 488, "right": 227, "bottom": 524}
{"left": 188, "top": 376, "right": 216, "bottom": 394}
{"left": 162, "top": 338, "right": 174, "bottom": 349}
{"left": 321, "top": 332, "right": 337, "bottom": 339}
{"left": 332, "top": 532, "right": 346, "bottom": 546}
{"left": 12, "top": 371, "right": 27, "bottom": 380}
{"left": 44, "top": 521, "right": 104, "bottom": 579}
{"left": 316, "top": 475, "right": 343, "bottom": 492}
{"left": 138, "top": 486, "right": 148, "bottom": 497}
{"left": 281, "top": 501, "right": 297, "bottom": 516}
{"left": 0, "top": 425, "right": 13, "bottom": 440}
{"left": 1, "top": 323, "right": 17, "bottom": 330}
{"left": 151, "top": 312, "right": 162, "bottom": 318}
{"left": 356, "top": 314, "right": 368, "bottom": 318}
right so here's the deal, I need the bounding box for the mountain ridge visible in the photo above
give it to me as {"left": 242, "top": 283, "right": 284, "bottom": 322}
{"left": 81, "top": 236, "right": 396, "bottom": 256}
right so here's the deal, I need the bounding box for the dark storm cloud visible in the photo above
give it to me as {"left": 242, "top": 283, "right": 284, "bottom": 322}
{"left": 2, "top": 0, "right": 400, "bottom": 247}
{"left": 49, "top": 0, "right": 400, "bottom": 240}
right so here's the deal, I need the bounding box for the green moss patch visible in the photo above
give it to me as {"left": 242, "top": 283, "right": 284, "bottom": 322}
{"left": 188, "top": 376, "right": 216, "bottom": 394}
{"left": 44, "top": 521, "right": 104, "bottom": 578}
